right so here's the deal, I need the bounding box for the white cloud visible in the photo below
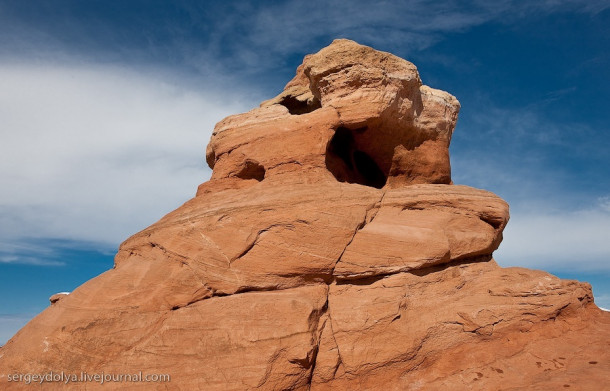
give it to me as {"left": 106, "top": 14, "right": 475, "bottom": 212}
{"left": 495, "top": 205, "right": 610, "bottom": 272}
{"left": 0, "top": 63, "right": 247, "bottom": 250}
{"left": 0, "top": 255, "right": 65, "bottom": 267}
{"left": 0, "top": 239, "right": 70, "bottom": 266}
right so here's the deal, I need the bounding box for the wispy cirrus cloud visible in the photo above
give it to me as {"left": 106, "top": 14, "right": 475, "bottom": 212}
{"left": 2, "top": 1, "right": 607, "bottom": 79}
{"left": 0, "top": 238, "right": 115, "bottom": 267}
{"left": 599, "top": 196, "right": 610, "bottom": 213}
{"left": 0, "top": 230, "right": 65, "bottom": 266}
{"left": 231, "top": 0, "right": 609, "bottom": 49}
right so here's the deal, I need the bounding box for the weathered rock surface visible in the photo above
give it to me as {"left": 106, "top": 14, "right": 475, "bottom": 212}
{"left": 1, "top": 39, "right": 608, "bottom": 390}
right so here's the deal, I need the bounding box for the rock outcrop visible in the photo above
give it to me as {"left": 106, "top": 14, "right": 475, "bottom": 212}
{"left": 48, "top": 292, "right": 70, "bottom": 305}
{"left": 1, "top": 39, "right": 608, "bottom": 390}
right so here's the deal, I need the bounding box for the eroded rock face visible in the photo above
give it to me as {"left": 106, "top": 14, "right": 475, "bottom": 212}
{"left": 208, "top": 39, "right": 458, "bottom": 189}
{"left": 1, "top": 39, "right": 608, "bottom": 390}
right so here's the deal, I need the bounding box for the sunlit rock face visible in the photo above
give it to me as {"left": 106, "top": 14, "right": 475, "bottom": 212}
{"left": 1, "top": 39, "right": 608, "bottom": 391}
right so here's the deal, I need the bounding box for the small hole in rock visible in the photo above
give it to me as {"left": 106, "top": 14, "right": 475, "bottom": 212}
{"left": 279, "top": 95, "right": 321, "bottom": 115}
{"left": 235, "top": 160, "right": 265, "bottom": 181}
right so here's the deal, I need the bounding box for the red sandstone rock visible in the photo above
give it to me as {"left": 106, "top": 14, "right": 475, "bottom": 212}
{"left": 0, "top": 39, "right": 608, "bottom": 390}
{"left": 48, "top": 293, "right": 69, "bottom": 305}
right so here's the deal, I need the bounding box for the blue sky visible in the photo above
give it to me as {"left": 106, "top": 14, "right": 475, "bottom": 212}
{"left": 1, "top": 0, "right": 609, "bottom": 344}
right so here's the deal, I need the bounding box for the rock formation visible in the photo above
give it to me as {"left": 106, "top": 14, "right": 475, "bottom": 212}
{"left": 1, "top": 39, "right": 608, "bottom": 390}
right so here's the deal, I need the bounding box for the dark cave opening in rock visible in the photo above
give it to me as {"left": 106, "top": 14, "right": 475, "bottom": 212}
{"left": 328, "top": 127, "right": 354, "bottom": 170}
{"left": 353, "top": 150, "right": 386, "bottom": 189}
{"left": 325, "top": 127, "right": 387, "bottom": 189}
{"left": 279, "top": 95, "right": 321, "bottom": 115}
